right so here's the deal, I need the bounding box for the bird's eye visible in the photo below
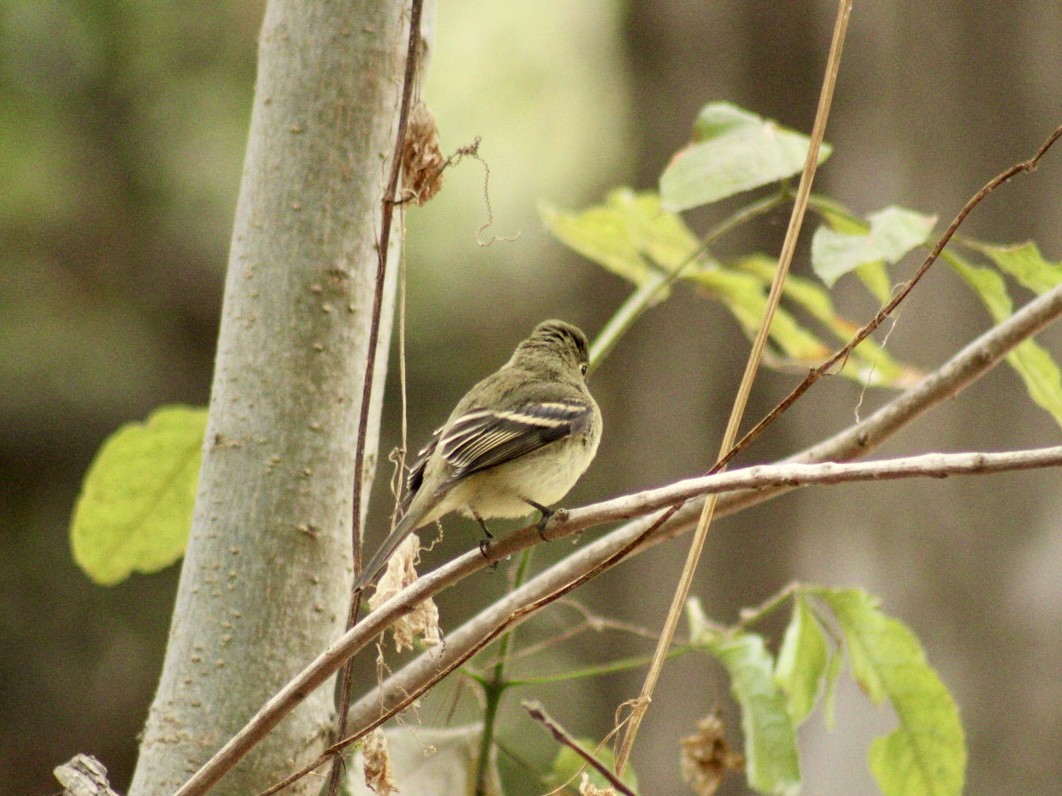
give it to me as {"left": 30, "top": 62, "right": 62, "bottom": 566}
{"left": 580, "top": 363, "right": 588, "bottom": 377}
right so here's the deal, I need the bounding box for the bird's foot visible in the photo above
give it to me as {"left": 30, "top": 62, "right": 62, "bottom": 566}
{"left": 473, "top": 512, "right": 498, "bottom": 568}
{"left": 525, "top": 499, "right": 565, "bottom": 541}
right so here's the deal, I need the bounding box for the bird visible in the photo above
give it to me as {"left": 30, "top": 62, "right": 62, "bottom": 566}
{"left": 355, "top": 319, "right": 602, "bottom": 592}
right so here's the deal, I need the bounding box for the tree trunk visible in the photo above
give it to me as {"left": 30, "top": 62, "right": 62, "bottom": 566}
{"left": 129, "top": 3, "right": 410, "bottom": 793}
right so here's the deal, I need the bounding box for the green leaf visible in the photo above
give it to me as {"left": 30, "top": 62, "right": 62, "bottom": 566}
{"left": 944, "top": 250, "right": 1062, "bottom": 428}
{"left": 540, "top": 189, "right": 700, "bottom": 287}
{"left": 70, "top": 405, "right": 206, "bottom": 585}
{"left": 822, "top": 646, "right": 843, "bottom": 732}
{"left": 660, "top": 102, "right": 831, "bottom": 211}
{"left": 728, "top": 255, "right": 923, "bottom": 387}
{"left": 965, "top": 240, "right": 1062, "bottom": 293}
{"left": 807, "top": 193, "right": 865, "bottom": 233}
{"left": 811, "top": 206, "right": 936, "bottom": 288}
{"left": 700, "top": 629, "right": 801, "bottom": 795}
{"left": 806, "top": 196, "right": 897, "bottom": 302}
{"left": 855, "top": 261, "right": 896, "bottom": 305}
{"left": 775, "top": 594, "right": 828, "bottom": 726}
{"left": 541, "top": 197, "right": 651, "bottom": 285}
{"left": 690, "top": 266, "right": 831, "bottom": 364}
{"left": 813, "top": 588, "right": 966, "bottom": 796}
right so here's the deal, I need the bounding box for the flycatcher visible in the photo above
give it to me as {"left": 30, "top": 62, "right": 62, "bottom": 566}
{"left": 356, "top": 319, "right": 602, "bottom": 591}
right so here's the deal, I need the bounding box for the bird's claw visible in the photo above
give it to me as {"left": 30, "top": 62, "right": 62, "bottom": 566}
{"left": 533, "top": 504, "right": 567, "bottom": 541}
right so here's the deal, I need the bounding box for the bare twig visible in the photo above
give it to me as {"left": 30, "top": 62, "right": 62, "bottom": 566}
{"left": 328, "top": 2, "right": 427, "bottom": 795}
{"left": 523, "top": 700, "right": 637, "bottom": 796}
{"left": 333, "top": 285, "right": 1062, "bottom": 749}
{"left": 174, "top": 118, "right": 1061, "bottom": 792}
{"left": 614, "top": 0, "right": 853, "bottom": 773}
{"left": 257, "top": 446, "right": 1062, "bottom": 795}
{"left": 717, "top": 120, "right": 1062, "bottom": 473}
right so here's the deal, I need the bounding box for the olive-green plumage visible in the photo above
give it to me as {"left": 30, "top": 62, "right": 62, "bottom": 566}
{"left": 356, "top": 320, "right": 601, "bottom": 590}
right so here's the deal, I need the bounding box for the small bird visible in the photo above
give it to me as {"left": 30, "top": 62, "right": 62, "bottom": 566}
{"left": 356, "top": 320, "right": 602, "bottom": 591}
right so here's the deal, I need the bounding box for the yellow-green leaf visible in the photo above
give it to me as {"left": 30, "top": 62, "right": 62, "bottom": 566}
{"left": 945, "top": 250, "right": 1062, "bottom": 428}
{"left": 661, "top": 102, "right": 831, "bottom": 212}
{"left": 814, "top": 588, "right": 966, "bottom": 796}
{"left": 70, "top": 405, "right": 206, "bottom": 585}
{"left": 775, "top": 594, "right": 828, "bottom": 726}
{"left": 547, "top": 739, "right": 639, "bottom": 794}
{"left": 729, "top": 255, "right": 923, "bottom": 387}
{"left": 607, "top": 189, "right": 701, "bottom": 270}
{"left": 540, "top": 198, "right": 652, "bottom": 285}
{"left": 691, "top": 266, "right": 831, "bottom": 364}
{"left": 540, "top": 189, "right": 701, "bottom": 288}
{"left": 699, "top": 628, "right": 801, "bottom": 795}
{"left": 822, "top": 646, "right": 843, "bottom": 732}
{"left": 965, "top": 240, "right": 1062, "bottom": 294}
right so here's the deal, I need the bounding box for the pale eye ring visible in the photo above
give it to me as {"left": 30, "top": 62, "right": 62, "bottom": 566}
{"left": 580, "top": 363, "right": 588, "bottom": 377}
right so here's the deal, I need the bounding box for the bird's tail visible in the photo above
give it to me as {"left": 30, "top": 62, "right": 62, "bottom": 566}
{"left": 352, "top": 506, "right": 422, "bottom": 593}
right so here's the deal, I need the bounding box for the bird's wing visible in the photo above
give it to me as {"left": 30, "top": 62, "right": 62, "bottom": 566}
{"left": 438, "top": 400, "right": 594, "bottom": 485}
{"left": 400, "top": 425, "right": 442, "bottom": 514}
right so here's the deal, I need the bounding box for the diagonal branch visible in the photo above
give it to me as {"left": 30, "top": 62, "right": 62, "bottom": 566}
{"left": 261, "top": 447, "right": 1062, "bottom": 794}
{"left": 177, "top": 278, "right": 1062, "bottom": 796}
{"left": 329, "top": 1, "right": 426, "bottom": 793}
{"left": 524, "top": 701, "right": 637, "bottom": 796}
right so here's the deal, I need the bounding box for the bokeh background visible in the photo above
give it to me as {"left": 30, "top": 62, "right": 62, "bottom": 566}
{"left": 2, "top": 2, "right": 1060, "bottom": 794}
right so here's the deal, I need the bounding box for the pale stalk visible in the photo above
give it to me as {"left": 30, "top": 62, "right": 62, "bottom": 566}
{"left": 614, "top": 0, "right": 853, "bottom": 774}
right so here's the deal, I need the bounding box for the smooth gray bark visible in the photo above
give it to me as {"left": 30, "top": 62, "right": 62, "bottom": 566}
{"left": 129, "top": 3, "right": 410, "bottom": 793}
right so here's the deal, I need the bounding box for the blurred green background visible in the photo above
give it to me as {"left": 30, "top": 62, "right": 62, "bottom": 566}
{"left": 2, "top": 2, "right": 1060, "bottom": 794}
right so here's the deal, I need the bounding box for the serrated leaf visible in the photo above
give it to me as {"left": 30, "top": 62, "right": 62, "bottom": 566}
{"left": 660, "top": 102, "right": 831, "bottom": 211}
{"left": 775, "top": 595, "right": 828, "bottom": 726}
{"left": 541, "top": 198, "right": 652, "bottom": 285}
{"left": 541, "top": 190, "right": 700, "bottom": 288}
{"left": 70, "top": 405, "right": 206, "bottom": 585}
{"left": 700, "top": 629, "right": 801, "bottom": 795}
{"left": 813, "top": 588, "right": 966, "bottom": 796}
{"left": 811, "top": 206, "right": 936, "bottom": 287}
{"left": 965, "top": 240, "right": 1062, "bottom": 293}
{"left": 944, "top": 250, "right": 1062, "bottom": 429}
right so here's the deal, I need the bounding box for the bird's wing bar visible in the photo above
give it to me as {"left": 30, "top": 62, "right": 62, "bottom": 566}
{"left": 439, "top": 401, "right": 592, "bottom": 481}
{"left": 400, "top": 426, "right": 442, "bottom": 513}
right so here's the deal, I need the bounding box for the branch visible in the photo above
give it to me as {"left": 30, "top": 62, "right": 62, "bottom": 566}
{"left": 616, "top": 0, "right": 852, "bottom": 766}
{"left": 178, "top": 260, "right": 1062, "bottom": 796}
{"left": 523, "top": 701, "right": 637, "bottom": 796}
{"left": 177, "top": 278, "right": 1062, "bottom": 795}
{"left": 272, "top": 447, "right": 1062, "bottom": 794}
{"left": 717, "top": 120, "right": 1062, "bottom": 472}
{"left": 329, "top": 1, "right": 426, "bottom": 792}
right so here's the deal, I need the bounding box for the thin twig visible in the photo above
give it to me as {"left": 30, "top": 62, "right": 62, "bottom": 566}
{"left": 717, "top": 120, "right": 1062, "bottom": 473}
{"left": 330, "top": 1, "right": 426, "bottom": 795}
{"left": 523, "top": 701, "right": 637, "bottom": 796}
{"left": 255, "top": 444, "right": 1062, "bottom": 795}
{"left": 322, "top": 288, "right": 1062, "bottom": 762}
{"left": 173, "top": 123, "right": 1061, "bottom": 794}
{"left": 614, "top": 0, "right": 853, "bottom": 774}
